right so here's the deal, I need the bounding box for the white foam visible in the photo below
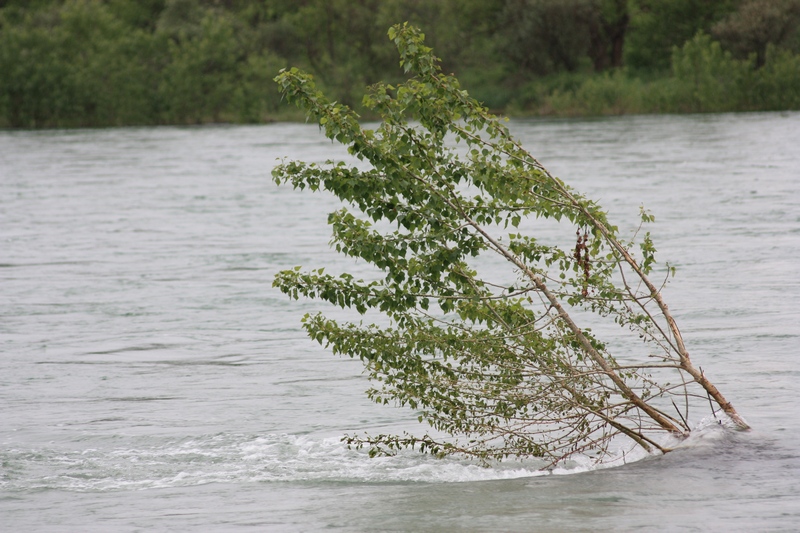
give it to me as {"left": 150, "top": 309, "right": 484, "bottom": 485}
{"left": 240, "top": 434, "right": 551, "bottom": 483}
{"left": 13, "top": 430, "right": 734, "bottom": 492}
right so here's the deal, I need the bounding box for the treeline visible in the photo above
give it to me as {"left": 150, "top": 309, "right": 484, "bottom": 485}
{"left": 1, "top": 0, "right": 800, "bottom": 128}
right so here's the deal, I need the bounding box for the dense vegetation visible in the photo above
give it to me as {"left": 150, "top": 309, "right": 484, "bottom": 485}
{"left": 2, "top": 0, "right": 799, "bottom": 128}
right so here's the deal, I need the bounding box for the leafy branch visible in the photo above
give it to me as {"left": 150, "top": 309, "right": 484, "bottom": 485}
{"left": 272, "top": 23, "right": 748, "bottom": 468}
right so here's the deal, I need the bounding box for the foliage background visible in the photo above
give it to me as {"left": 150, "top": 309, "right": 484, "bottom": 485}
{"left": 1, "top": 0, "right": 799, "bottom": 128}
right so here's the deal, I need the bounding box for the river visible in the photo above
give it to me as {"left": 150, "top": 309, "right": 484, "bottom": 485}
{"left": 1, "top": 112, "right": 799, "bottom": 531}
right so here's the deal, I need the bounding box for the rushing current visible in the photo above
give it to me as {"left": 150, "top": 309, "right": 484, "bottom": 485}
{"left": 2, "top": 112, "right": 799, "bottom": 531}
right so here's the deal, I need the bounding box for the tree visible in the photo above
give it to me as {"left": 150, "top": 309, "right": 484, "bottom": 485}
{"left": 712, "top": 0, "right": 800, "bottom": 68}
{"left": 670, "top": 32, "right": 752, "bottom": 112}
{"left": 625, "top": 0, "right": 738, "bottom": 71}
{"left": 158, "top": 12, "right": 240, "bottom": 123}
{"left": 272, "top": 23, "right": 748, "bottom": 467}
{"left": 0, "top": 0, "right": 165, "bottom": 127}
{"left": 494, "top": 0, "right": 630, "bottom": 76}
{"left": 497, "top": 0, "right": 597, "bottom": 75}
{"left": 587, "top": 0, "right": 630, "bottom": 71}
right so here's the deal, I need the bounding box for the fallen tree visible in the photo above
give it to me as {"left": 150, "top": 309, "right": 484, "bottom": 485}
{"left": 272, "top": 23, "right": 748, "bottom": 468}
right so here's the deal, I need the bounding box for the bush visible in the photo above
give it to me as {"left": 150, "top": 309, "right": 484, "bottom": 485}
{"left": 158, "top": 14, "right": 240, "bottom": 123}
{"left": 669, "top": 32, "right": 752, "bottom": 112}
{"left": 746, "top": 45, "right": 800, "bottom": 109}
{"left": 232, "top": 52, "right": 288, "bottom": 123}
{"left": 1, "top": 1, "right": 798, "bottom": 127}
{"left": 0, "top": 1, "right": 165, "bottom": 127}
{"left": 0, "top": 11, "right": 77, "bottom": 127}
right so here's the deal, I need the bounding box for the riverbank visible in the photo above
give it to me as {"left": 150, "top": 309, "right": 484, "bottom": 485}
{"left": 5, "top": 39, "right": 799, "bottom": 129}
{"left": 3, "top": 2, "right": 800, "bottom": 129}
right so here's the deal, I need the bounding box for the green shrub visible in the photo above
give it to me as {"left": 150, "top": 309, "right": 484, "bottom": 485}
{"left": 1, "top": 1, "right": 798, "bottom": 127}
{"left": 0, "top": 7, "right": 79, "bottom": 127}
{"left": 232, "top": 52, "right": 287, "bottom": 123}
{"left": 670, "top": 32, "right": 752, "bottom": 112}
{"left": 158, "top": 14, "right": 240, "bottom": 123}
{"left": 0, "top": 1, "right": 165, "bottom": 127}
{"left": 747, "top": 45, "right": 800, "bottom": 109}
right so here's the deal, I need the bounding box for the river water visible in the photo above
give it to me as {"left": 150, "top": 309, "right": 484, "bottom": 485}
{"left": 1, "top": 113, "right": 799, "bottom": 531}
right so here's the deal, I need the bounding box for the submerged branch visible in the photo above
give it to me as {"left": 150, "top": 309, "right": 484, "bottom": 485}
{"left": 273, "top": 23, "right": 748, "bottom": 468}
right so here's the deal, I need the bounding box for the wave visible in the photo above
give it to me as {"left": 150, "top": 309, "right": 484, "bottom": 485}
{"left": 1, "top": 420, "right": 748, "bottom": 493}
{"left": 1, "top": 433, "right": 547, "bottom": 492}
